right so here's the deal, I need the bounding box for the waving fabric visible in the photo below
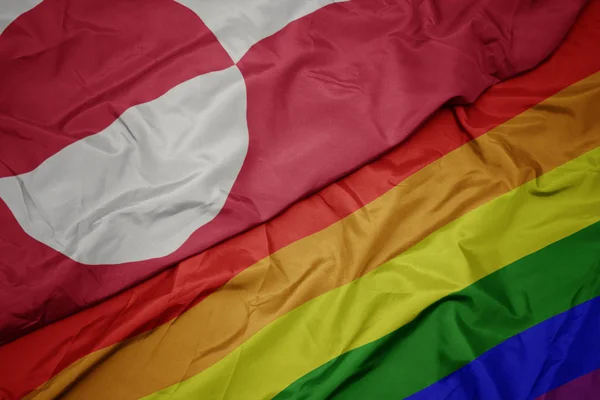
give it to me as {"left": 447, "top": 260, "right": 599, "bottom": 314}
{"left": 0, "top": 0, "right": 599, "bottom": 399}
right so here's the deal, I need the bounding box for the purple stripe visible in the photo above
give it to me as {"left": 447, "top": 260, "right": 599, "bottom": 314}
{"left": 537, "top": 368, "right": 600, "bottom": 400}
{"left": 407, "top": 297, "right": 600, "bottom": 400}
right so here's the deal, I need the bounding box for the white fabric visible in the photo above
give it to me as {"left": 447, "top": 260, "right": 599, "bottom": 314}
{"left": 0, "top": 0, "right": 41, "bottom": 34}
{"left": 0, "top": 0, "right": 345, "bottom": 265}
{"left": 176, "top": 0, "right": 348, "bottom": 62}
{"left": 0, "top": 66, "right": 248, "bottom": 265}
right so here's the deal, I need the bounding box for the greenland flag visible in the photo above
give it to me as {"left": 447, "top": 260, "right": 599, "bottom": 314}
{"left": 0, "top": 0, "right": 586, "bottom": 342}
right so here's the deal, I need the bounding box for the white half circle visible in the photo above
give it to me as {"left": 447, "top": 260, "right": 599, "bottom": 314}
{"left": 0, "top": 0, "right": 42, "bottom": 34}
{"left": 176, "top": 0, "right": 349, "bottom": 62}
{"left": 0, "top": 65, "right": 248, "bottom": 265}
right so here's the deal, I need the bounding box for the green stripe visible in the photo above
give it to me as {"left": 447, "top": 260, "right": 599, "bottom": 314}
{"left": 275, "top": 220, "right": 600, "bottom": 399}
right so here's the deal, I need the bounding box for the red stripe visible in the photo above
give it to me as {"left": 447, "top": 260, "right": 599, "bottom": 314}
{"left": 2, "top": 2, "right": 600, "bottom": 398}
{"left": 0, "top": 0, "right": 588, "bottom": 347}
{"left": 537, "top": 369, "right": 600, "bottom": 400}
{"left": 0, "top": 0, "right": 233, "bottom": 344}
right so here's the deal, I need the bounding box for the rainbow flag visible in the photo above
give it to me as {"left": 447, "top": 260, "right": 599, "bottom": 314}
{"left": 1, "top": 0, "right": 599, "bottom": 399}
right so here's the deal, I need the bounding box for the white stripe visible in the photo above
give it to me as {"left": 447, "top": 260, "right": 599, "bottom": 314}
{"left": 176, "top": 0, "right": 348, "bottom": 63}
{"left": 0, "top": 0, "right": 42, "bottom": 34}
{"left": 0, "top": 66, "right": 248, "bottom": 265}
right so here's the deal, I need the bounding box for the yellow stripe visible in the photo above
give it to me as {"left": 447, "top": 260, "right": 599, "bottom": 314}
{"left": 29, "top": 72, "right": 600, "bottom": 400}
{"left": 144, "top": 140, "right": 600, "bottom": 398}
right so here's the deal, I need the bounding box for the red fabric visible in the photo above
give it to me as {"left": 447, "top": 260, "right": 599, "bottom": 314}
{"left": 0, "top": 0, "right": 588, "bottom": 346}
{"left": 0, "top": 0, "right": 232, "bottom": 178}
{"left": 2, "top": 2, "right": 600, "bottom": 397}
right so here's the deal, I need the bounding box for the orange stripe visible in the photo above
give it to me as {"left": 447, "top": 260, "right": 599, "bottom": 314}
{"left": 3, "top": 2, "right": 600, "bottom": 398}
{"left": 24, "top": 69, "right": 600, "bottom": 400}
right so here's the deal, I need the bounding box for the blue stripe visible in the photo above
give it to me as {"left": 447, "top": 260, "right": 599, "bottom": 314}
{"left": 407, "top": 296, "right": 600, "bottom": 400}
